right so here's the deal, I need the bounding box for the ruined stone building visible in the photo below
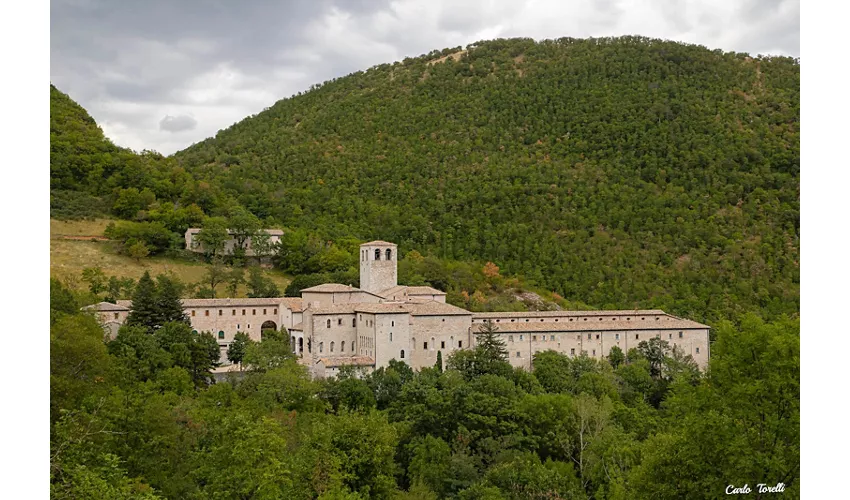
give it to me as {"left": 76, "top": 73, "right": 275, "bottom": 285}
{"left": 87, "top": 240, "right": 710, "bottom": 377}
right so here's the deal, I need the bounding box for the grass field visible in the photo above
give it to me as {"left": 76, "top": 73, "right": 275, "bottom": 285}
{"left": 50, "top": 219, "right": 292, "bottom": 297}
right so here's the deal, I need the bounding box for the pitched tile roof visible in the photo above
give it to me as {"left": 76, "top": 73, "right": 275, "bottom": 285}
{"left": 472, "top": 309, "right": 666, "bottom": 319}
{"left": 474, "top": 315, "right": 709, "bottom": 333}
{"left": 83, "top": 301, "right": 129, "bottom": 312}
{"left": 114, "top": 297, "right": 303, "bottom": 310}
{"left": 361, "top": 240, "right": 396, "bottom": 246}
{"left": 316, "top": 356, "right": 376, "bottom": 367}
{"left": 301, "top": 283, "right": 361, "bottom": 293}
{"left": 406, "top": 301, "right": 472, "bottom": 316}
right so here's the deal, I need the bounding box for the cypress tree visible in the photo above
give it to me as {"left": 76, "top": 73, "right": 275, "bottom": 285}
{"left": 156, "top": 274, "right": 189, "bottom": 326}
{"left": 125, "top": 271, "right": 159, "bottom": 331}
{"left": 435, "top": 350, "right": 443, "bottom": 372}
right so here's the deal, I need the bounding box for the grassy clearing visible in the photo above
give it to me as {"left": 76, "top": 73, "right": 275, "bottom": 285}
{"left": 50, "top": 219, "right": 291, "bottom": 297}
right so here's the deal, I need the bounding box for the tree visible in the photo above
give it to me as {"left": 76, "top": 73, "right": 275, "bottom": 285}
{"left": 202, "top": 259, "right": 227, "bottom": 298}
{"left": 247, "top": 266, "right": 280, "bottom": 298}
{"left": 435, "top": 350, "right": 443, "bottom": 372}
{"left": 476, "top": 320, "right": 508, "bottom": 363}
{"left": 251, "top": 231, "right": 274, "bottom": 265}
{"left": 243, "top": 329, "right": 294, "bottom": 371}
{"left": 196, "top": 217, "right": 229, "bottom": 259}
{"left": 128, "top": 241, "right": 150, "bottom": 262}
{"left": 125, "top": 271, "right": 159, "bottom": 331}
{"left": 227, "top": 332, "right": 252, "bottom": 368}
{"left": 227, "top": 207, "right": 261, "bottom": 257}
{"left": 636, "top": 338, "right": 670, "bottom": 379}
{"left": 226, "top": 267, "right": 244, "bottom": 296}
{"left": 607, "top": 345, "right": 625, "bottom": 369}
{"left": 155, "top": 274, "right": 189, "bottom": 326}
{"left": 81, "top": 267, "right": 107, "bottom": 296}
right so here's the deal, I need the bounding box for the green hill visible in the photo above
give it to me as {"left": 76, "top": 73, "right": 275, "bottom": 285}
{"left": 50, "top": 36, "right": 800, "bottom": 322}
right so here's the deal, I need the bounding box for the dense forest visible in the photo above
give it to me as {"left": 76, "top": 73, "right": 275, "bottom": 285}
{"left": 51, "top": 278, "right": 799, "bottom": 498}
{"left": 50, "top": 35, "right": 800, "bottom": 498}
{"left": 51, "top": 36, "right": 799, "bottom": 324}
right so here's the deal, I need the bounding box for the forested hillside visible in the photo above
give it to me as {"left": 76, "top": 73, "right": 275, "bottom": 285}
{"left": 51, "top": 36, "right": 800, "bottom": 322}
{"left": 174, "top": 36, "right": 799, "bottom": 322}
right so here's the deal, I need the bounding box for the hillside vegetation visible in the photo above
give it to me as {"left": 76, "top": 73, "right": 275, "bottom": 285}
{"left": 51, "top": 37, "right": 799, "bottom": 323}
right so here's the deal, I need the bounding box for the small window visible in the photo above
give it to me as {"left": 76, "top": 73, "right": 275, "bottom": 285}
{"left": 570, "top": 348, "right": 575, "bottom": 355}
{"left": 696, "top": 347, "right": 700, "bottom": 354}
{"left": 237, "top": 324, "right": 240, "bottom": 329}
{"left": 592, "top": 349, "right": 596, "bottom": 356}
{"left": 327, "top": 319, "right": 331, "bottom": 328}
{"left": 588, "top": 333, "right": 592, "bottom": 340}
{"left": 599, "top": 318, "right": 603, "bottom": 321}
{"left": 669, "top": 333, "right": 673, "bottom": 339}
{"left": 341, "top": 341, "right": 345, "bottom": 351}
{"left": 442, "top": 318, "right": 445, "bottom": 322}
{"left": 635, "top": 334, "right": 639, "bottom": 340}
{"left": 191, "top": 310, "right": 196, "bottom": 317}
{"left": 392, "top": 321, "right": 395, "bottom": 327}
{"left": 113, "top": 312, "right": 119, "bottom": 320}
{"left": 330, "top": 342, "right": 334, "bottom": 353}
{"left": 352, "top": 342, "right": 355, "bottom": 352}
{"left": 232, "top": 310, "right": 236, "bottom": 316}
{"left": 550, "top": 335, "right": 555, "bottom": 341}
{"left": 338, "top": 318, "right": 342, "bottom": 326}
{"left": 242, "top": 309, "right": 246, "bottom": 316}
{"left": 441, "top": 341, "right": 445, "bottom": 349}
{"left": 516, "top": 351, "right": 521, "bottom": 358}
{"left": 424, "top": 342, "right": 428, "bottom": 350}
{"left": 526, "top": 319, "right": 530, "bottom": 322}
{"left": 555, "top": 319, "right": 559, "bottom": 322}
{"left": 458, "top": 341, "right": 462, "bottom": 348}
{"left": 679, "top": 331, "right": 684, "bottom": 339}
{"left": 205, "top": 310, "right": 209, "bottom": 316}
{"left": 569, "top": 318, "right": 574, "bottom": 322}
{"left": 616, "top": 333, "right": 620, "bottom": 340}
{"left": 509, "top": 335, "right": 514, "bottom": 342}
{"left": 319, "top": 342, "right": 324, "bottom": 353}
{"left": 218, "top": 310, "right": 223, "bottom": 316}
{"left": 390, "top": 332, "right": 393, "bottom": 342}
{"left": 400, "top": 350, "right": 405, "bottom": 359}
{"left": 252, "top": 309, "right": 256, "bottom": 316}
{"left": 263, "top": 309, "right": 267, "bottom": 315}
{"left": 511, "top": 319, "right": 515, "bottom": 322}
{"left": 596, "top": 334, "right": 600, "bottom": 340}
{"left": 273, "top": 308, "right": 277, "bottom": 315}
{"left": 353, "top": 318, "right": 356, "bottom": 327}
{"left": 532, "top": 335, "right": 537, "bottom": 341}
{"left": 386, "top": 248, "right": 392, "bottom": 261}
{"left": 218, "top": 331, "right": 224, "bottom": 339}
{"left": 375, "top": 249, "right": 381, "bottom": 260}
{"left": 496, "top": 319, "right": 500, "bottom": 323}
{"left": 519, "top": 335, "right": 523, "bottom": 340}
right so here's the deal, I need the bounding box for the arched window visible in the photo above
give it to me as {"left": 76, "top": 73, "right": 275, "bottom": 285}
{"left": 411, "top": 337, "right": 415, "bottom": 349}
{"left": 375, "top": 248, "right": 381, "bottom": 260}
{"left": 400, "top": 350, "right": 405, "bottom": 359}
{"left": 218, "top": 331, "right": 225, "bottom": 339}
{"left": 353, "top": 318, "right": 356, "bottom": 327}
{"left": 389, "top": 332, "right": 393, "bottom": 342}
{"left": 341, "top": 341, "right": 345, "bottom": 352}
{"left": 319, "top": 342, "right": 324, "bottom": 353}
{"left": 327, "top": 319, "right": 331, "bottom": 328}
{"left": 386, "top": 248, "right": 392, "bottom": 260}
{"left": 430, "top": 337, "right": 435, "bottom": 351}
{"left": 330, "top": 342, "right": 335, "bottom": 352}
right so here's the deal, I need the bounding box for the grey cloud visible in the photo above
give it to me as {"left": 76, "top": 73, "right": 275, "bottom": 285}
{"left": 159, "top": 114, "right": 198, "bottom": 132}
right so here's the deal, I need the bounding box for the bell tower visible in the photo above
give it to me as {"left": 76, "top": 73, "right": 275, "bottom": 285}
{"left": 359, "top": 241, "right": 397, "bottom": 294}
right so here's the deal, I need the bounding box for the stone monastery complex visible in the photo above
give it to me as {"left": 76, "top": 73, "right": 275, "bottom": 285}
{"left": 89, "top": 241, "right": 711, "bottom": 378}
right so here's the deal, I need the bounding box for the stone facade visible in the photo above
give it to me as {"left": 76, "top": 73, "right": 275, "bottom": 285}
{"left": 86, "top": 241, "right": 711, "bottom": 376}
{"left": 184, "top": 228, "right": 283, "bottom": 256}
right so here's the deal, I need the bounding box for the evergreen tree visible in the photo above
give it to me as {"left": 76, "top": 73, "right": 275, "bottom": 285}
{"left": 125, "top": 271, "right": 159, "bottom": 331}
{"left": 476, "top": 320, "right": 508, "bottom": 362}
{"left": 156, "top": 275, "right": 189, "bottom": 326}
{"left": 435, "top": 350, "right": 443, "bottom": 372}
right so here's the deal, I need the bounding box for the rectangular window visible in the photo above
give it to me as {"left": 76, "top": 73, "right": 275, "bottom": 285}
{"left": 338, "top": 319, "right": 342, "bottom": 326}
{"left": 218, "top": 310, "right": 222, "bottom": 316}
{"left": 696, "top": 347, "right": 700, "bottom": 354}
{"left": 570, "top": 348, "right": 575, "bottom": 356}
{"left": 615, "top": 333, "right": 620, "bottom": 340}
{"left": 458, "top": 341, "right": 462, "bottom": 348}
{"left": 592, "top": 349, "right": 596, "bottom": 356}
{"left": 550, "top": 335, "right": 555, "bottom": 341}
{"left": 242, "top": 309, "right": 246, "bottom": 315}
{"left": 232, "top": 310, "right": 236, "bottom": 316}
{"left": 191, "top": 310, "right": 196, "bottom": 317}
{"left": 519, "top": 335, "right": 523, "bottom": 341}
{"left": 113, "top": 313, "right": 119, "bottom": 320}
{"left": 273, "top": 308, "right": 277, "bottom": 315}
{"left": 588, "top": 333, "right": 592, "bottom": 340}
{"left": 441, "top": 341, "right": 445, "bottom": 349}
{"left": 218, "top": 332, "right": 224, "bottom": 339}
{"left": 679, "top": 331, "right": 684, "bottom": 339}
{"left": 516, "top": 351, "right": 521, "bottom": 358}
{"left": 263, "top": 309, "right": 267, "bottom": 315}
{"left": 595, "top": 334, "right": 599, "bottom": 340}
{"left": 532, "top": 335, "right": 537, "bottom": 341}
{"left": 205, "top": 310, "right": 209, "bottom": 317}
{"left": 509, "top": 335, "right": 514, "bottom": 342}
{"left": 424, "top": 342, "right": 428, "bottom": 350}
{"left": 635, "top": 334, "right": 639, "bottom": 340}
{"left": 253, "top": 309, "right": 256, "bottom": 316}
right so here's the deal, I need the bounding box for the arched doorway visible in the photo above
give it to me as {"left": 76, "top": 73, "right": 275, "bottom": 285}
{"left": 261, "top": 320, "right": 277, "bottom": 331}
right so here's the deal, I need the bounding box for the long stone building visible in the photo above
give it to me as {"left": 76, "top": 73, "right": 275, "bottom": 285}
{"left": 87, "top": 240, "right": 710, "bottom": 377}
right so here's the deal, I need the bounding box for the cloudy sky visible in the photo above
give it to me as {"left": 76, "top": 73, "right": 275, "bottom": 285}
{"left": 50, "top": 0, "right": 799, "bottom": 155}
